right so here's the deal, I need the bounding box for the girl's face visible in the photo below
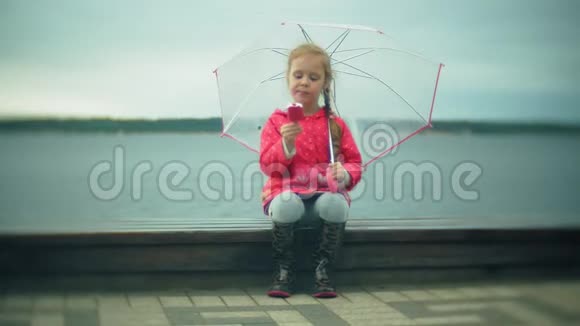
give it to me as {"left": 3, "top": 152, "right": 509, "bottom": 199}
{"left": 288, "top": 54, "right": 327, "bottom": 110}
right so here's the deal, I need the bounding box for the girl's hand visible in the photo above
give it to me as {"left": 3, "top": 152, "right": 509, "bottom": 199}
{"left": 329, "top": 162, "right": 347, "bottom": 183}
{"left": 280, "top": 122, "right": 302, "bottom": 152}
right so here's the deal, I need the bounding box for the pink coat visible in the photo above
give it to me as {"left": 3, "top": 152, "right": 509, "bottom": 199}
{"left": 259, "top": 107, "right": 363, "bottom": 215}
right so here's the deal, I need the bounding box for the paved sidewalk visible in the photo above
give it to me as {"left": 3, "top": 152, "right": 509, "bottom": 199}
{"left": 1, "top": 278, "right": 580, "bottom": 325}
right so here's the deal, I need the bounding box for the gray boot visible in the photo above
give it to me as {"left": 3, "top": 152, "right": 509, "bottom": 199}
{"left": 312, "top": 221, "right": 346, "bottom": 298}
{"left": 267, "top": 222, "right": 296, "bottom": 298}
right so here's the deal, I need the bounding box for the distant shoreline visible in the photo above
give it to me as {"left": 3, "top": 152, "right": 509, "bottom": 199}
{"left": 1, "top": 118, "right": 580, "bottom": 134}
{"left": 0, "top": 118, "right": 222, "bottom": 134}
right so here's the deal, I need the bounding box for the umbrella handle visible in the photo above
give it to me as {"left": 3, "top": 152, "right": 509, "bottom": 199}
{"left": 327, "top": 118, "right": 335, "bottom": 164}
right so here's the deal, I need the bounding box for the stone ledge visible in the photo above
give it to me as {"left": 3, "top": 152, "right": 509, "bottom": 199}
{"left": 0, "top": 225, "right": 579, "bottom": 273}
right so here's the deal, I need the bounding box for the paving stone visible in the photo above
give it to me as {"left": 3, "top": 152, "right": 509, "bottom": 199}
{"left": 400, "top": 299, "right": 494, "bottom": 320}
{"left": 524, "top": 285, "right": 580, "bottom": 317}
{"left": 0, "top": 312, "right": 31, "bottom": 326}
{"left": 266, "top": 310, "right": 309, "bottom": 323}
{"left": 336, "top": 312, "right": 409, "bottom": 322}
{"left": 513, "top": 284, "right": 548, "bottom": 297}
{"left": 224, "top": 305, "right": 296, "bottom": 312}
{"left": 413, "top": 314, "right": 484, "bottom": 325}
{"left": 476, "top": 306, "right": 530, "bottom": 325}
{"left": 426, "top": 289, "right": 468, "bottom": 300}
{"left": 190, "top": 288, "right": 246, "bottom": 296}
{"left": 163, "top": 307, "right": 205, "bottom": 325}
{"left": 127, "top": 295, "right": 163, "bottom": 310}
{"left": 220, "top": 295, "right": 257, "bottom": 307}
{"left": 455, "top": 287, "right": 495, "bottom": 299}
{"left": 99, "top": 311, "right": 171, "bottom": 326}
{"left": 30, "top": 313, "right": 65, "bottom": 326}
{"left": 370, "top": 291, "right": 411, "bottom": 303}
{"left": 64, "top": 295, "right": 97, "bottom": 310}
{"left": 496, "top": 301, "right": 562, "bottom": 325}
{"left": 163, "top": 305, "right": 226, "bottom": 313}
{"left": 3, "top": 296, "right": 34, "bottom": 311}
{"left": 564, "top": 280, "right": 580, "bottom": 292}
{"left": 96, "top": 294, "right": 130, "bottom": 309}
{"left": 293, "top": 304, "right": 336, "bottom": 316}
{"left": 284, "top": 294, "right": 320, "bottom": 305}
{"left": 159, "top": 295, "right": 193, "bottom": 307}
{"left": 348, "top": 320, "right": 414, "bottom": 326}
{"left": 400, "top": 290, "right": 439, "bottom": 301}
{"left": 201, "top": 311, "right": 267, "bottom": 319}
{"left": 385, "top": 320, "right": 416, "bottom": 326}
{"left": 330, "top": 306, "right": 402, "bottom": 316}
{"left": 316, "top": 295, "right": 351, "bottom": 308}
{"left": 293, "top": 304, "right": 350, "bottom": 326}
{"left": 64, "top": 309, "right": 99, "bottom": 326}
{"left": 201, "top": 311, "right": 273, "bottom": 324}
{"left": 189, "top": 296, "right": 225, "bottom": 307}
{"left": 485, "top": 286, "right": 522, "bottom": 298}
{"left": 248, "top": 294, "right": 289, "bottom": 306}
{"left": 551, "top": 285, "right": 580, "bottom": 300}
{"left": 141, "top": 289, "right": 188, "bottom": 296}
{"left": 3, "top": 277, "right": 580, "bottom": 326}
{"left": 426, "top": 301, "right": 490, "bottom": 312}
{"left": 322, "top": 301, "right": 398, "bottom": 314}
{"left": 244, "top": 287, "right": 290, "bottom": 306}
{"left": 340, "top": 291, "right": 386, "bottom": 305}
{"left": 300, "top": 318, "right": 348, "bottom": 326}
{"left": 33, "top": 295, "right": 65, "bottom": 312}
{"left": 338, "top": 286, "right": 367, "bottom": 293}
{"left": 521, "top": 295, "right": 580, "bottom": 322}
{"left": 388, "top": 301, "right": 434, "bottom": 318}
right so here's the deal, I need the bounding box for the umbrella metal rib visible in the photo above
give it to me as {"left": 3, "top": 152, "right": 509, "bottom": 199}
{"left": 325, "top": 29, "right": 350, "bottom": 53}
{"left": 333, "top": 69, "right": 373, "bottom": 79}
{"left": 221, "top": 82, "right": 263, "bottom": 135}
{"left": 328, "top": 30, "right": 351, "bottom": 59}
{"left": 332, "top": 57, "right": 429, "bottom": 125}
{"left": 333, "top": 47, "right": 437, "bottom": 64}
{"left": 298, "top": 24, "right": 313, "bottom": 43}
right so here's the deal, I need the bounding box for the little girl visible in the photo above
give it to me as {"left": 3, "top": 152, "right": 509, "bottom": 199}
{"left": 259, "top": 43, "right": 362, "bottom": 298}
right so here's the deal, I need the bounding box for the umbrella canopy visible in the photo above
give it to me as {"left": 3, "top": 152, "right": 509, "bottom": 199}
{"left": 214, "top": 21, "right": 444, "bottom": 168}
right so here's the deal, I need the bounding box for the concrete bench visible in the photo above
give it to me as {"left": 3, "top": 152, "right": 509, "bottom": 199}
{"left": 1, "top": 217, "right": 579, "bottom": 274}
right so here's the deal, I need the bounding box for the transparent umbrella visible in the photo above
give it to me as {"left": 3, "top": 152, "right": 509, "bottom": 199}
{"left": 214, "top": 21, "right": 444, "bottom": 168}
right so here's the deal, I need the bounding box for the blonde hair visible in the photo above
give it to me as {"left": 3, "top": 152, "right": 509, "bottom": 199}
{"left": 287, "top": 43, "right": 332, "bottom": 89}
{"left": 287, "top": 43, "right": 342, "bottom": 157}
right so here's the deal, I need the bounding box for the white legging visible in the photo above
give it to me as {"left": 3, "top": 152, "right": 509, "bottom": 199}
{"left": 268, "top": 191, "right": 349, "bottom": 224}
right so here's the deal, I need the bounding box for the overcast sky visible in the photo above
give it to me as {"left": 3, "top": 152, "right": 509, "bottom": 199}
{"left": 0, "top": 0, "right": 579, "bottom": 122}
